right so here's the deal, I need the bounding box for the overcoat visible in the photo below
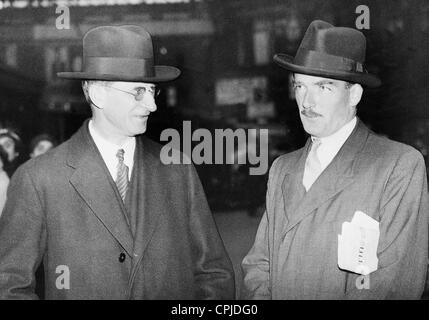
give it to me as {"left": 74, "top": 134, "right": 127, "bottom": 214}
{"left": 242, "top": 119, "right": 428, "bottom": 299}
{"left": 0, "top": 120, "right": 235, "bottom": 299}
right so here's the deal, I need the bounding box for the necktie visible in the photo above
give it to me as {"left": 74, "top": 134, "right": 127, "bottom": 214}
{"left": 303, "top": 138, "right": 322, "bottom": 191}
{"left": 115, "top": 148, "right": 129, "bottom": 201}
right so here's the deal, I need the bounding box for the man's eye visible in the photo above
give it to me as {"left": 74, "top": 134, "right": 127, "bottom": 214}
{"left": 319, "top": 85, "right": 331, "bottom": 91}
{"left": 294, "top": 84, "right": 302, "bottom": 90}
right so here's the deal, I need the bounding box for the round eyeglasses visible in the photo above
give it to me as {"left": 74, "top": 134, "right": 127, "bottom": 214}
{"left": 107, "top": 85, "right": 161, "bottom": 101}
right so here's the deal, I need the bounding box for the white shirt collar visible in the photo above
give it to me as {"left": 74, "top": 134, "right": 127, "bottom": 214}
{"left": 88, "top": 120, "right": 135, "bottom": 180}
{"left": 311, "top": 116, "right": 357, "bottom": 171}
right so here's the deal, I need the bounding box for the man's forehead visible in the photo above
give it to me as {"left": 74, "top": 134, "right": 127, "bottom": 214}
{"left": 111, "top": 81, "right": 155, "bottom": 88}
{"left": 293, "top": 73, "right": 346, "bottom": 85}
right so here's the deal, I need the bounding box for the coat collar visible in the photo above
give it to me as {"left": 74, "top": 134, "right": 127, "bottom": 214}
{"left": 127, "top": 133, "right": 164, "bottom": 271}
{"left": 66, "top": 120, "right": 164, "bottom": 261}
{"left": 281, "top": 139, "right": 308, "bottom": 223}
{"left": 281, "top": 118, "right": 370, "bottom": 235}
{"left": 67, "top": 120, "right": 134, "bottom": 256}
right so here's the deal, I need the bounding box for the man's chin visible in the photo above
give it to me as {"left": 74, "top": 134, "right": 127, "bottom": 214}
{"left": 302, "top": 123, "right": 319, "bottom": 137}
{"left": 135, "top": 129, "right": 147, "bottom": 136}
{"left": 129, "top": 126, "right": 147, "bottom": 137}
{"left": 130, "top": 119, "right": 148, "bottom": 135}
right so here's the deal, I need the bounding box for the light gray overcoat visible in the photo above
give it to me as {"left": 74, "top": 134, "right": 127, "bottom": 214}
{"left": 242, "top": 120, "right": 428, "bottom": 299}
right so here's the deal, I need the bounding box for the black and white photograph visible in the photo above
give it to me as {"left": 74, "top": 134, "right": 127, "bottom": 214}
{"left": 0, "top": 0, "right": 428, "bottom": 307}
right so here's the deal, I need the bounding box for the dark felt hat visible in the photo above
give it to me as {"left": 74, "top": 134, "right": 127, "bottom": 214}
{"left": 273, "top": 20, "right": 381, "bottom": 87}
{"left": 58, "top": 25, "right": 181, "bottom": 82}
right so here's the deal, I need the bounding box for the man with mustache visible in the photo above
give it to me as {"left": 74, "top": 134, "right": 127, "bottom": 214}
{"left": 0, "top": 25, "right": 235, "bottom": 299}
{"left": 242, "top": 20, "right": 428, "bottom": 299}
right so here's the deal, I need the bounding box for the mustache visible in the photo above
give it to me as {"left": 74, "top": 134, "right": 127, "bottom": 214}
{"left": 301, "top": 109, "right": 321, "bottom": 117}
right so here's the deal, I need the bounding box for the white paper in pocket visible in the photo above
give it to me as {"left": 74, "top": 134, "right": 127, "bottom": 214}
{"left": 338, "top": 211, "right": 379, "bottom": 275}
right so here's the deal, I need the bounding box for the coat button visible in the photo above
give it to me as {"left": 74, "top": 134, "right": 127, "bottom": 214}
{"left": 119, "top": 253, "right": 126, "bottom": 263}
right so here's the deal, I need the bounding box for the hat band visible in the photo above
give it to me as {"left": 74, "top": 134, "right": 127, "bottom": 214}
{"left": 84, "top": 57, "right": 155, "bottom": 77}
{"left": 294, "top": 48, "right": 364, "bottom": 73}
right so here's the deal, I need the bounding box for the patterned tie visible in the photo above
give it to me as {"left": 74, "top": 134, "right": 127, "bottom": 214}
{"left": 115, "top": 149, "right": 129, "bottom": 201}
{"left": 303, "top": 138, "right": 322, "bottom": 191}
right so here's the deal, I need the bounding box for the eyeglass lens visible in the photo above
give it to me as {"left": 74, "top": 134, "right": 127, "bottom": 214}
{"left": 136, "top": 87, "right": 160, "bottom": 100}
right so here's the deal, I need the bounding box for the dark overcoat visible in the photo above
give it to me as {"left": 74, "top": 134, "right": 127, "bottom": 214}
{"left": 0, "top": 121, "right": 235, "bottom": 299}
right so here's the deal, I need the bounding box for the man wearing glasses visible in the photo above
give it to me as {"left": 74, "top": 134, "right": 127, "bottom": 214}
{"left": 0, "top": 25, "right": 235, "bottom": 299}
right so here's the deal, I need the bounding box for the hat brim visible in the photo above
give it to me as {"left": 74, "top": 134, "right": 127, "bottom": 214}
{"left": 57, "top": 65, "right": 181, "bottom": 83}
{"left": 274, "top": 54, "right": 381, "bottom": 88}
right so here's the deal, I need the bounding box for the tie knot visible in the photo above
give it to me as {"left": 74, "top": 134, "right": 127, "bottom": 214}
{"left": 116, "top": 149, "right": 125, "bottom": 162}
{"left": 312, "top": 138, "right": 322, "bottom": 149}
{"left": 303, "top": 137, "right": 323, "bottom": 191}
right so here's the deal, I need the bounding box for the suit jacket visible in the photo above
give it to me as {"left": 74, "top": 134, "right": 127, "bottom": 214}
{"left": 242, "top": 119, "right": 429, "bottom": 299}
{"left": 0, "top": 120, "right": 235, "bottom": 299}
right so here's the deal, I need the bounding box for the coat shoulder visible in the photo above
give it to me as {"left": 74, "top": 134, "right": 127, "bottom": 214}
{"left": 366, "top": 131, "right": 424, "bottom": 165}
{"left": 271, "top": 146, "right": 305, "bottom": 174}
{"left": 16, "top": 138, "right": 70, "bottom": 178}
{"left": 139, "top": 135, "right": 198, "bottom": 178}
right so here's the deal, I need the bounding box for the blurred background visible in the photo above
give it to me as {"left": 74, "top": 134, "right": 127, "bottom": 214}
{"left": 0, "top": 0, "right": 429, "bottom": 297}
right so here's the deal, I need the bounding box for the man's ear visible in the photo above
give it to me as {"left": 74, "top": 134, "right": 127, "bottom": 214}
{"left": 88, "top": 84, "right": 106, "bottom": 109}
{"left": 349, "top": 84, "right": 363, "bottom": 107}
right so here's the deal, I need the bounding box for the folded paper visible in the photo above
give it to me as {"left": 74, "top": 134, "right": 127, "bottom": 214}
{"left": 338, "top": 211, "right": 379, "bottom": 275}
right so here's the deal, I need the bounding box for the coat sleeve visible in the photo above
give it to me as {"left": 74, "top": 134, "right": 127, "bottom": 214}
{"left": 241, "top": 210, "right": 271, "bottom": 299}
{"left": 187, "top": 164, "right": 235, "bottom": 299}
{"left": 346, "top": 149, "right": 429, "bottom": 299}
{"left": 241, "top": 157, "right": 281, "bottom": 300}
{"left": 0, "top": 164, "right": 47, "bottom": 299}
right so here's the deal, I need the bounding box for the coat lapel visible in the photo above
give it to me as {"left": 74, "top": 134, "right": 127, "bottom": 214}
{"left": 283, "top": 119, "right": 370, "bottom": 234}
{"left": 67, "top": 120, "right": 134, "bottom": 257}
{"left": 281, "top": 139, "right": 310, "bottom": 221}
{"left": 130, "top": 136, "right": 163, "bottom": 268}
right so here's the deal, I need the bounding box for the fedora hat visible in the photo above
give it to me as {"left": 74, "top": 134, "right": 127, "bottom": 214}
{"left": 58, "top": 25, "right": 181, "bottom": 82}
{"left": 273, "top": 20, "right": 381, "bottom": 87}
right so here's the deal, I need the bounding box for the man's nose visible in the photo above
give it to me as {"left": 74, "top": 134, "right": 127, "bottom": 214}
{"left": 140, "top": 94, "right": 157, "bottom": 112}
{"left": 302, "top": 90, "right": 316, "bottom": 109}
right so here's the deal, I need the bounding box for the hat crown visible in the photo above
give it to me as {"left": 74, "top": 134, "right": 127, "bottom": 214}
{"left": 57, "top": 24, "right": 181, "bottom": 82}
{"left": 83, "top": 25, "right": 154, "bottom": 60}
{"left": 300, "top": 20, "right": 366, "bottom": 63}
{"left": 273, "top": 19, "right": 381, "bottom": 87}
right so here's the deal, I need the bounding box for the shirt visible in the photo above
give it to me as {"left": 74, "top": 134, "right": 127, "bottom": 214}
{"left": 312, "top": 116, "right": 357, "bottom": 172}
{"left": 88, "top": 120, "right": 135, "bottom": 181}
